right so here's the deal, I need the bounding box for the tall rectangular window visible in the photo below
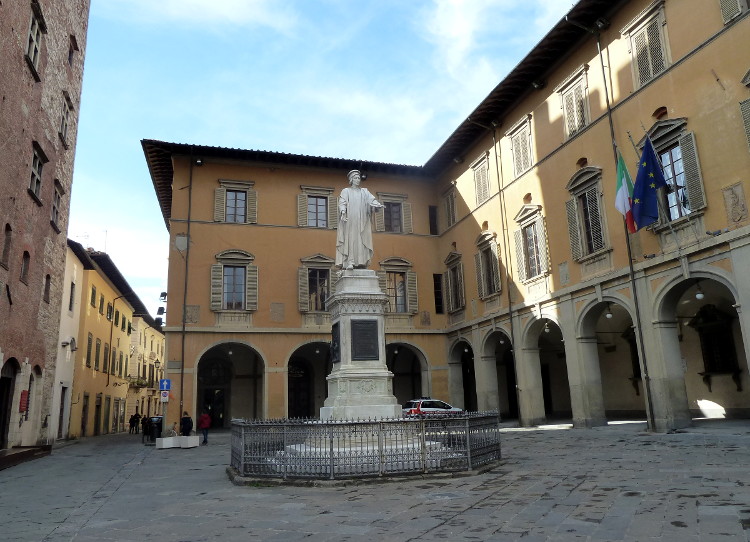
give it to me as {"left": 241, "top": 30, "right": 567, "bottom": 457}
{"left": 383, "top": 202, "right": 402, "bottom": 233}
{"left": 86, "top": 333, "right": 92, "bottom": 367}
{"left": 386, "top": 272, "right": 407, "bottom": 313}
{"left": 103, "top": 344, "right": 109, "bottom": 373}
{"left": 99, "top": 294, "right": 104, "bottom": 314}
{"left": 660, "top": 144, "right": 690, "bottom": 221}
{"left": 51, "top": 182, "right": 62, "bottom": 228}
{"left": 509, "top": 118, "right": 533, "bottom": 177}
{"left": 307, "top": 195, "right": 328, "bottom": 228}
{"left": 30, "top": 146, "right": 45, "bottom": 199}
{"left": 433, "top": 274, "right": 444, "bottom": 314}
{"left": 94, "top": 339, "right": 101, "bottom": 371}
{"left": 444, "top": 191, "right": 457, "bottom": 228}
{"left": 428, "top": 206, "right": 438, "bottom": 235}
{"left": 223, "top": 266, "right": 245, "bottom": 310}
{"left": 59, "top": 94, "right": 73, "bottom": 145}
{"left": 624, "top": 5, "right": 669, "bottom": 89}
{"left": 26, "top": 7, "right": 44, "bottom": 76}
{"left": 523, "top": 223, "right": 541, "bottom": 279}
{"left": 473, "top": 156, "right": 490, "bottom": 205}
{"left": 226, "top": 189, "right": 246, "bottom": 223}
{"left": 90, "top": 286, "right": 96, "bottom": 307}
{"left": 308, "top": 268, "right": 329, "bottom": 311}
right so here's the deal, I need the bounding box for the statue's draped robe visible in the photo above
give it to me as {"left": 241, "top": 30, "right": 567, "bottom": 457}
{"left": 336, "top": 186, "right": 377, "bottom": 268}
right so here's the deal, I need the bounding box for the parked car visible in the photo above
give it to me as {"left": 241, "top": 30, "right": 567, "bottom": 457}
{"left": 402, "top": 398, "right": 463, "bottom": 417}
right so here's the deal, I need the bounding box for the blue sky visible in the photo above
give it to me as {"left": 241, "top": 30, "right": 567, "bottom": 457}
{"left": 68, "top": 0, "right": 574, "bottom": 316}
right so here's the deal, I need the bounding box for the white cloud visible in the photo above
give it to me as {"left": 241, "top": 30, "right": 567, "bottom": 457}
{"left": 96, "top": 0, "right": 300, "bottom": 35}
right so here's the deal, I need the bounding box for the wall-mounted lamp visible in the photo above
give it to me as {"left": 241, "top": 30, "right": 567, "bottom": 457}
{"left": 464, "top": 347, "right": 469, "bottom": 353}
{"left": 159, "top": 292, "right": 167, "bottom": 301}
{"left": 154, "top": 360, "right": 161, "bottom": 369}
{"left": 156, "top": 307, "right": 165, "bottom": 315}
{"left": 195, "top": 158, "right": 204, "bottom": 166}
{"left": 499, "top": 337, "right": 505, "bottom": 344}
{"left": 61, "top": 341, "right": 70, "bottom": 347}
{"left": 544, "top": 321, "right": 550, "bottom": 333}
{"left": 532, "top": 80, "right": 546, "bottom": 89}
{"left": 453, "top": 157, "right": 463, "bottom": 164}
{"left": 605, "top": 304, "right": 613, "bottom": 319}
{"left": 394, "top": 348, "right": 399, "bottom": 355}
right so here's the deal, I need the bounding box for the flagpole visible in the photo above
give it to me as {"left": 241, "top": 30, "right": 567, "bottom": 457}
{"left": 594, "top": 33, "right": 656, "bottom": 432}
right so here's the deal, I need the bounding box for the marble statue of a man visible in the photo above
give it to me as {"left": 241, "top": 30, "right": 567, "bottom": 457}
{"left": 335, "top": 170, "right": 384, "bottom": 270}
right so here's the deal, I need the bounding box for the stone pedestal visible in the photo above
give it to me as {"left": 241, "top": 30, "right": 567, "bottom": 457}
{"left": 319, "top": 270, "right": 402, "bottom": 420}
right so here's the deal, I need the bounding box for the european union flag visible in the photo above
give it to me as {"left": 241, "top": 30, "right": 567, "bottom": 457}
{"left": 632, "top": 137, "right": 667, "bottom": 230}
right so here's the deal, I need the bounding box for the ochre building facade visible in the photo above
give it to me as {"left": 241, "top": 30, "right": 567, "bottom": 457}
{"left": 144, "top": 0, "right": 750, "bottom": 432}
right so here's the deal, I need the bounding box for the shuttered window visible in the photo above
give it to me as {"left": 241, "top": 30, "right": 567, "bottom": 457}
{"left": 510, "top": 122, "right": 532, "bottom": 177}
{"left": 374, "top": 193, "right": 412, "bottom": 234}
{"left": 624, "top": 5, "right": 669, "bottom": 89}
{"left": 298, "top": 267, "right": 330, "bottom": 312}
{"left": 566, "top": 185, "right": 605, "bottom": 261}
{"left": 214, "top": 181, "right": 257, "bottom": 224}
{"left": 297, "top": 186, "right": 337, "bottom": 229}
{"left": 442, "top": 254, "right": 465, "bottom": 313}
{"left": 474, "top": 233, "right": 501, "bottom": 300}
{"left": 377, "top": 258, "right": 418, "bottom": 314}
{"left": 210, "top": 250, "right": 258, "bottom": 312}
{"left": 513, "top": 207, "right": 549, "bottom": 282}
{"left": 719, "top": 0, "right": 746, "bottom": 23}
{"left": 444, "top": 190, "right": 457, "bottom": 229}
{"left": 562, "top": 80, "right": 587, "bottom": 137}
{"left": 740, "top": 98, "right": 750, "bottom": 152}
{"left": 473, "top": 156, "right": 490, "bottom": 205}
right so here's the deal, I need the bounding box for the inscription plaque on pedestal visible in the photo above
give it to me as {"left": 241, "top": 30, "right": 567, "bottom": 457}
{"left": 351, "top": 319, "right": 378, "bottom": 360}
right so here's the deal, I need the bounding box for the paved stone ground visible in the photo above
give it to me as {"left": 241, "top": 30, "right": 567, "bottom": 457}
{"left": 2, "top": 420, "right": 750, "bottom": 541}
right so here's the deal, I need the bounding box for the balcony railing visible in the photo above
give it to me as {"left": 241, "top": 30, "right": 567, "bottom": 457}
{"left": 127, "top": 376, "right": 149, "bottom": 389}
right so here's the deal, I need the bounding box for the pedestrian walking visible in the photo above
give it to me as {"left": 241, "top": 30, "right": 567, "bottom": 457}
{"left": 129, "top": 414, "right": 136, "bottom": 434}
{"left": 133, "top": 412, "right": 141, "bottom": 434}
{"left": 141, "top": 417, "right": 152, "bottom": 443}
{"left": 198, "top": 411, "right": 211, "bottom": 445}
{"left": 180, "top": 411, "right": 193, "bottom": 436}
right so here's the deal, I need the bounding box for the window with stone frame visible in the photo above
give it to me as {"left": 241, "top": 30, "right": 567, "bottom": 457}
{"left": 214, "top": 180, "right": 257, "bottom": 224}
{"left": 622, "top": 1, "right": 670, "bottom": 89}
{"left": 507, "top": 115, "right": 533, "bottom": 178}
{"left": 51, "top": 180, "right": 63, "bottom": 232}
{"left": 25, "top": 2, "right": 46, "bottom": 81}
{"left": 86, "top": 333, "right": 93, "bottom": 367}
{"left": 639, "top": 118, "right": 706, "bottom": 227}
{"left": 513, "top": 205, "right": 549, "bottom": 282}
{"left": 443, "top": 252, "right": 465, "bottom": 314}
{"left": 298, "top": 254, "right": 334, "bottom": 313}
{"left": 474, "top": 231, "right": 501, "bottom": 300}
{"left": 472, "top": 153, "right": 491, "bottom": 206}
{"left": 29, "top": 143, "right": 47, "bottom": 203}
{"left": 94, "top": 339, "right": 101, "bottom": 371}
{"left": 377, "top": 257, "right": 418, "bottom": 315}
{"left": 103, "top": 344, "right": 109, "bottom": 373}
{"left": 555, "top": 64, "right": 590, "bottom": 139}
{"left": 59, "top": 92, "right": 73, "bottom": 147}
{"left": 210, "top": 250, "right": 258, "bottom": 312}
{"left": 90, "top": 285, "right": 96, "bottom": 307}
{"left": 718, "top": 0, "right": 748, "bottom": 24}
{"left": 374, "top": 193, "right": 412, "bottom": 234}
{"left": 297, "top": 186, "right": 338, "bottom": 229}
{"left": 565, "top": 167, "right": 608, "bottom": 261}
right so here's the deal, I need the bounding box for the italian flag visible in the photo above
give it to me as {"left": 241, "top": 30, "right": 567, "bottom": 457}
{"left": 615, "top": 150, "right": 636, "bottom": 234}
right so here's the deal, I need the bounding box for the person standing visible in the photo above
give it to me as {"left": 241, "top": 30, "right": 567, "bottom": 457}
{"left": 197, "top": 411, "right": 211, "bottom": 445}
{"left": 335, "top": 169, "right": 384, "bottom": 270}
{"left": 180, "top": 411, "right": 193, "bottom": 436}
{"left": 141, "top": 417, "right": 152, "bottom": 444}
{"left": 133, "top": 412, "right": 141, "bottom": 434}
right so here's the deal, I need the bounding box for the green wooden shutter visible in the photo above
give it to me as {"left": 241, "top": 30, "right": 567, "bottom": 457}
{"left": 740, "top": 98, "right": 750, "bottom": 152}
{"left": 679, "top": 132, "right": 706, "bottom": 212}
{"left": 297, "top": 194, "right": 308, "bottom": 227}
{"left": 298, "top": 267, "right": 309, "bottom": 313}
{"left": 245, "top": 265, "right": 258, "bottom": 311}
{"left": 406, "top": 270, "right": 418, "bottom": 314}
{"left": 402, "top": 203, "right": 413, "bottom": 233}
{"left": 490, "top": 242, "right": 501, "bottom": 293}
{"left": 514, "top": 229, "right": 527, "bottom": 282}
{"left": 535, "top": 218, "right": 549, "bottom": 274}
{"left": 210, "top": 264, "right": 223, "bottom": 311}
{"left": 474, "top": 252, "right": 485, "bottom": 299}
{"left": 719, "top": 0, "right": 742, "bottom": 23}
{"left": 586, "top": 188, "right": 604, "bottom": 251}
{"left": 327, "top": 196, "right": 338, "bottom": 229}
{"left": 456, "top": 263, "right": 465, "bottom": 309}
{"left": 214, "top": 188, "right": 226, "bottom": 222}
{"left": 246, "top": 188, "right": 257, "bottom": 224}
{"left": 443, "top": 271, "right": 452, "bottom": 313}
{"left": 566, "top": 198, "right": 582, "bottom": 261}
{"left": 374, "top": 207, "right": 385, "bottom": 232}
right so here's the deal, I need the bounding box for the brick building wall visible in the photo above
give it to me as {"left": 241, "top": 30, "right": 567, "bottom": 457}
{"left": 0, "top": 0, "right": 90, "bottom": 447}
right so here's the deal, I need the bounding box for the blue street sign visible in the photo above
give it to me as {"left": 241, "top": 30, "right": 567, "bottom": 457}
{"left": 159, "top": 379, "right": 171, "bottom": 391}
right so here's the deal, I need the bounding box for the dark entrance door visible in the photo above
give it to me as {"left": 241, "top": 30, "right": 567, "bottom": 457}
{"left": 94, "top": 394, "right": 102, "bottom": 436}
{"left": 461, "top": 348, "right": 478, "bottom": 412}
{"left": 198, "top": 359, "right": 231, "bottom": 428}
{"left": 81, "top": 394, "right": 89, "bottom": 437}
{"left": 0, "top": 361, "right": 16, "bottom": 449}
{"left": 503, "top": 349, "right": 519, "bottom": 419}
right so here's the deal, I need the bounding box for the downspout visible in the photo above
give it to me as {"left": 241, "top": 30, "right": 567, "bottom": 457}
{"left": 179, "top": 147, "right": 195, "bottom": 418}
{"left": 565, "top": 15, "right": 657, "bottom": 432}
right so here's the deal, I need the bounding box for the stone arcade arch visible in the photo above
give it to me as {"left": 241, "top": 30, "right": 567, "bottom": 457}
{"left": 517, "top": 317, "right": 571, "bottom": 425}
{"left": 578, "top": 298, "right": 647, "bottom": 424}
{"left": 287, "top": 341, "right": 331, "bottom": 418}
{"left": 0, "top": 358, "right": 19, "bottom": 449}
{"left": 386, "top": 342, "right": 428, "bottom": 405}
{"left": 481, "top": 330, "right": 518, "bottom": 419}
{"left": 652, "top": 274, "right": 749, "bottom": 425}
{"left": 196, "top": 342, "right": 264, "bottom": 427}
{"left": 449, "top": 340, "right": 477, "bottom": 411}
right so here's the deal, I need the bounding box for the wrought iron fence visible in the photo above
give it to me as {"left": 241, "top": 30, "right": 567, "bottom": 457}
{"left": 230, "top": 412, "right": 501, "bottom": 480}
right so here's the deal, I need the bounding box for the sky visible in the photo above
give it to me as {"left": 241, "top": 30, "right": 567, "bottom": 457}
{"left": 67, "top": 0, "right": 575, "bottom": 317}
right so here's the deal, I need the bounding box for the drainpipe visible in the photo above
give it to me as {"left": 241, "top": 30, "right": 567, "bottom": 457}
{"left": 565, "top": 15, "right": 657, "bottom": 432}
{"left": 178, "top": 147, "right": 196, "bottom": 421}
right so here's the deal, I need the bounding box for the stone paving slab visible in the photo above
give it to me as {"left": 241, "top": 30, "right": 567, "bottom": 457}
{"left": 1, "top": 420, "right": 750, "bottom": 541}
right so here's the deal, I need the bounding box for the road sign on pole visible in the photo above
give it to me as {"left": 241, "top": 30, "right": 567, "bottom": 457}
{"left": 159, "top": 379, "right": 171, "bottom": 391}
{"left": 160, "top": 390, "right": 169, "bottom": 403}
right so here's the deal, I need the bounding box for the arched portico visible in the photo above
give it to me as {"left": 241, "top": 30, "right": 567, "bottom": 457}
{"left": 481, "top": 329, "right": 518, "bottom": 419}
{"left": 448, "top": 340, "right": 477, "bottom": 411}
{"left": 287, "top": 341, "right": 331, "bottom": 418}
{"left": 386, "top": 342, "right": 427, "bottom": 405}
{"left": 196, "top": 342, "right": 264, "bottom": 427}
